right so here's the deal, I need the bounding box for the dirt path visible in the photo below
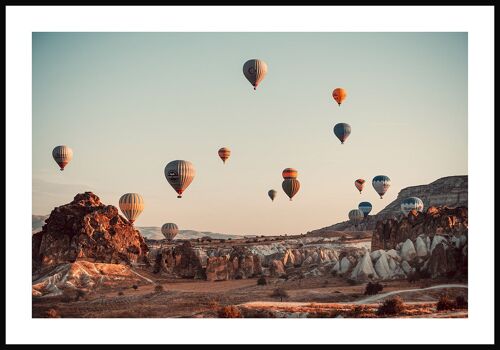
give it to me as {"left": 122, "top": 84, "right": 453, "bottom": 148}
{"left": 354, "top": 284, "right": 468, "bottom": 304}
{"left": 162, "top": 278, "right": 257, "bottom": 292}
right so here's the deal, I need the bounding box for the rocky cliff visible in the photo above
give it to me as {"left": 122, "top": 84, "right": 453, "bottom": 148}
{"left": 308, "top": 175, "right": 468, "bottom": 233}
{"left": 371, "top": 206, "right": 468, "bottom": 251}
{"left": 32, "top": 192, "right": 149, "bottom": 271}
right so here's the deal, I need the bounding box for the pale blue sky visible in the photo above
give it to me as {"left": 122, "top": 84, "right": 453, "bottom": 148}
{"left": 32, "top": 32, "right": 467, "bottom": 235}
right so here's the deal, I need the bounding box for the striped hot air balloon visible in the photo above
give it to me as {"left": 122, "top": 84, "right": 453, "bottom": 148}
{"left": 372, "top": 175, "right": 391, "bottom": 199}
{"left": 348, "top": 209, "right": 364, "bottom": 227}
{"left": 282, "top": 168, "right": 298, "bottom": 179}
{"left": 282, "top": 179, "right": 300, "bottom": 201}
{"left": 164, "top": 160, "right": 196, "bottom": 198}
{"left": 358, "top": 202, "right": 373, "bottom": 218}
{"left": 401, "top": 197, "right": 424, "bottom": 216}
{"left": 333, "top": 123, "right": 351, "bottom": 144}
{"left": 52, "top": 145, "right": 73, "bottom": 171}
{"left": 218, "top": 147, "right": 231, "bottom": 164}
{"left": 243, "top": 59, "right": 268, "bottom": 90}
{"left": 119, "top": 193, "right": 144, "bottom": 225}
{"left": 332, "top": 88, "right": 347, "bottom": 106}
{"left": 161, "top": 223, "right": 179, "bottom": 241}
{"left": 355, "top": 179, "right": 365, "bottom": 194}
{"left": 268, "top": 189, "right": 277, "bottom": 202}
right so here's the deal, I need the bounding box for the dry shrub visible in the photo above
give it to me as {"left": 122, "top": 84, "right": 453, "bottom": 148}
{"left": 46, "top": 308, "right": 60, "bottom": 318}
{"left": 407, "top": 270, "right": 420, "bottom": 283}
{"left": 132, "top": 284, "right": 139, "bottom": 290}
{"left": 257, "top": 276, "right": 267, "bottom": 286}
{"left": 377, "top": 296, "right": 405, "bottom": 316}
{"left": 436, "top": 294, "right": 455, "bottom": 311}
{"left": 347, "top": 305, "right": 372, "bottom": 318}
{"left": 117, "top": 291, "right": 124, "bottom": 296}
{"left": 154, "top": 284, "right": 164, "bottom": 293}
{"left": 455, "top": 295, "right": 468, "bottom": 309}
{"left": 217, "top": 306, "right": 242, "bottom": 318}
{"left": 270, "top": 288, "right": 289, "bottom": 302}
{"left": 364, "top": 282, "right": 383, "bottom": 295}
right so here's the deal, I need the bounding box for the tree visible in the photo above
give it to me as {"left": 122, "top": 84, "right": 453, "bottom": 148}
{"left": 364, "top": 282, "right": 383, "bottom": 295}
{"left": 271, "top": 288, "right": 289, "bottom": 302}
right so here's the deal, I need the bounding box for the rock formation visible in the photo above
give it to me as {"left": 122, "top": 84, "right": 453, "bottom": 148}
{"left": 371, "top": 206, "right": 468, "bottom": 251}
{"left": 308, "top": 175, "right": 468, "bottom": 233}
{"left": 32, "top": 192, "right": 149, "bottom": 271}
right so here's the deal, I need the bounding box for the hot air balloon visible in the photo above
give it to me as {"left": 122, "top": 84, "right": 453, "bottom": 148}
{"left": 119, "top": 193, "right": 144, "bottom": 225}
{"left": 333, "top": 123, "right": 351, "bottom": 144}
{"left": 164, "top": 160, "right": 196, "bottom": 198}
{"left": 372, "top": 175, "right": 391, "bottom": 199}
{"left": 332, "top": 88, "right": 347, "bottom": 106}
{"left": 282, "top": 179, "right": 300, "bottom": 201}
{"left": 355, "top": 179, "right": 365, "bottom": 194}
{"left": 268, "top": 189, "right": 277, "bottom": 202}
{"left": 401, "top": 197, "right": 424, "bottom": 216}
{"left": 243, "top": 59, "right": 268, "bottom": 90}
{"left": 161, "top": 223, "right": 179, "bottom": 241}
{"left": 282, "top": 168, "right": 298, "bottom": 179}
{"left": 52, "top": 145, "right": 73, "bottom": 171}
{"left": 218, "top": 147, "right": 231, "bottom": 164}
{"left": 358, "top": 202, "right": 373, "bottom": 218}
{"left": 348, "top": 209, "right": 364, "bottom": 227}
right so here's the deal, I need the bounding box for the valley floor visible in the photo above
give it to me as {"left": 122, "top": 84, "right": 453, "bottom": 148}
{"left": 32, "top": 271, "right": 468, "bottom": 318}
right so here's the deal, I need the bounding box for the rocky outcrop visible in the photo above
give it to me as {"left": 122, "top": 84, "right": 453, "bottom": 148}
{"left": 377, "top": 175, "right": 468, "bottom": 218}
{"left": 32, "top": 192, "right": 149, "bottom": 271}
{"left": 32, "top": 261, "right": 150, "bottom": 297}
{"left": 371, "top": 206, "right": 468, "bottom": 251}
{"left": 308, "top": 175, "right": 468, "bottom": 233}
{"left": 150, "top": 237, "right": 362, "bottom": 281}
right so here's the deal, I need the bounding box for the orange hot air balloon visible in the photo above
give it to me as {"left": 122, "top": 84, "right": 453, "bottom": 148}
{"left": 218, "top": 147, "right": 231, "bottom": 164}
{"left": 355, "top": 179, "right": 365, "bottom": 194}
{"left": 282, "top": 168, "right": 298, "bottom": 179}
{"left": 332, "top": 88, "right": 347, "bottom": 106}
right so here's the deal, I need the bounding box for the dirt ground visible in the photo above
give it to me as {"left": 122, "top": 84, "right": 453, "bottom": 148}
{"left": 32, "top": 271, "right": 468, "bottom": 318}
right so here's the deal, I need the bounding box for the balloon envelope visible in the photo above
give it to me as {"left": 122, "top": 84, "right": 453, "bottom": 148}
{"left": 333, "top": 123, "right": 351, "bottom": 144}
{"left": 401, "top": 197, "right": 424, "bottom": 216}
{"left": 282, "top": 179, "right": 300, "bottom": 201}
{"left": 52, "top": 145, "right": 73, "bottom": 171}
{"left": 218, "top": 147, "right": 231, "bottom": 164}
{"left": 119, "top": 193, "right": 144, "bottom": 224}
{"left": 161, "top": 223, "right": 179, "bottom": 240}
{"left": 243, "top": 59, "right": 268, "bottom": 90}
{"left": 358, "top": 202, "right": 372, "bottom": 218}
{"left": 355, "top": 179, "right": 365, "bottom": 193}
{"left": 164, "top": 160, "right": 196, "bottom": 198}
{"left": 372, "top": 175, "right": 391, "bottom": 199}
{"left": 332, "top": 88, "right": 347, "bottom": 106}
{"left": 282, "top": 168, "right": 298, "bottom": 179}
{"left": 268, "top": 189, "right": 277, "bottom": 201}
{"left": 348, "top": 209, "right": 364, "bottom": 226}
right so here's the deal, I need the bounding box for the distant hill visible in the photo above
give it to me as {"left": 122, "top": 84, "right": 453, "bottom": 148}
{"left": 138, "top": 227, "right": 241, "bottom": 240}
{"left": 32, "top": 214, "right": 49, "bottom": 234}
{"left": 308, "top": 175, "right": 468, "bottom": 235}
{"left": 32, "top": 214, "right": 240, "bottom": 240}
